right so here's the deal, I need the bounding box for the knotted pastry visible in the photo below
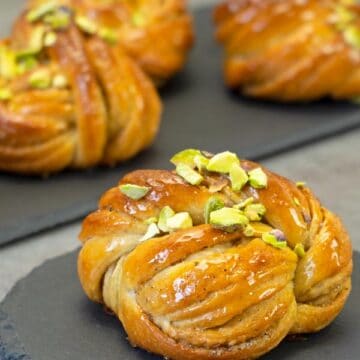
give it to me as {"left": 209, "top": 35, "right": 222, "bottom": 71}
{"left": 0, "top": 0, "right": 193, "bottom": 175}
{"left": 214, "top": 0, "right": 360, "bottom": 101}
{"left": 78, "top": 149, "right": 353, "bottom": 359}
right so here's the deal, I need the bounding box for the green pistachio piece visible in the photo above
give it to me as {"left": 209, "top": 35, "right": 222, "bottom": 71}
{"left": 293, "top": 197, "right": 300, "bottom": 207}
{"left": 132, "top": 12, "right": 146, "bottom": 27}
{"left": 209, "top": 207, "right": 249, "bottom": 231}
{"left": 144, "top": 217, "right": 158, "bottom": 225}
{"left": 17, "top": 26, "right": 46, "bottom": 59}
{"left": 0, "top": 46, "right": 17, "bottom": 79}
{"left": 206, "top": 151, "right": 240, "bottom": 174}
{"left": 44, "top": 31, "right": 57, "bottom": 47}
{"left": 0, "top": 88, "right": 12, "bottom": 101}
{"left": 119, "top": 184, "right": 150, "bottom": 200}
{"left": 294, "top": 243, "right": 306, "bottom": 258}
{"left": 229, "top": 163, "right": 248, "bottom": 191}
{"left": 248, "top": 167, "right": 268, "bottom": 189}
{"left": 194, "top": 154, "right": 209, "bottom": 172}
{"left": 233, "top": 197, "right": 254, "bottom": 209}
{"left": 43, "top": 10, "right": 71, "bottom": 29}
{"left": 204, "top": 196, "right": 225, "bottom": 224}
{"left": 28, "top": 69, "right": 52, "bottom": 89}
{"left": 98, "top": 27, "right": 118, "bottom": 44}
{"left": 244, "top": 203, "right": 266, "bottom": 221}
{"left": 344, "top": 25, "right": 360, "bottom": 49}
{"left": 17, "top": 56, "right": 38, "bottom": 74}
{"left": 176, "top": 163, "right": 203, "bottom": 185}
{"left": 243, "top": 224, "right": 255, "bottom": 237}
{"left": 170, "top": 149, "right": 202, "bottom": 167}
{"left": 296, "top": 181, "right": 306, "bottom": 188}
{"left": 75, "top": 15, "right": 97, "bottom": 35}
{"left": 158, "top": 206, "right": 175, "bottom": 232}
{"left": 52, "top": 74, "right": 68, "bottom": 88}
{"left": 166, "top": 212, "right": 193, "bottom": 231}
{"left": 262, "top": 232, "right": 287, "bottom": 249}
{"left": 27, "top": 2, "right": 57, "bottom": 22}
{"left": 141, "top": 223, "right": 160, "bottom": 242}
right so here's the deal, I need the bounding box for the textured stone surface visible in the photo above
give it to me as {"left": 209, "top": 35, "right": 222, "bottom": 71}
{"left": 0, "top": 0, "right": 359, "bottom": 302}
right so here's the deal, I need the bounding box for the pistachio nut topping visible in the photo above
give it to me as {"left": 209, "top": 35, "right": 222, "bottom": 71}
{"left": 248, "top": 167, "right": 268, "bottom": 189}
{"left": 294, "top": 243, "right": 306, "bottom": 258}
{"left": 16, "top": 26, "right": 46, "bottom": 59}
{"left": 204, "top": 196, "right": 225, "bottom": 224}
{"left": 17, "top": 56, "right": 38, "bottom": 74}
{"left": 132, "top": 12, "right": 146, "bottom": 27}
{"left": 0, "top": 46, "right": 17, "bottom": 79}
{"left": 262, "top": 232, "right": 287, "bottom": 249}
{"left": 176, "top": 163, "right": 203, "bottom": 186}
{"left": 243, "top": 224, "right": 255, "bottom": 237}
{"left": 166, "top": 212, "right": 193, "bottom": 231}
{"left": 44, "top": 9, "right": 71, "bottom": 29}
{"left": 158, "top": 206, "right": 175, "bottom": 232}
{"left": 209, "top": 207, "right": 249, "bottom": 231}
{"left": 229, "top": 163, "right": 248, "bottom": 191}
{"left": 75, "top": 15, "right": 97, "bottom": 35}
{"left": 293, "top": 197, "right": 300, "bottom": 207}
{"left": 0, "top": 88, "right": 12, "bottom": 101}
{"left": 262, "top": 229, "right": 287, "bottom": 249}
{"left": 170, "top": 149, "right": 202, "bottom": 167}
{"left": 140, "top": 223, "right": 160, "bottom": 242}
{"left": 194, "top": 154, "right": 209, "bottom": 172}
{"left": 296, "top": 181, "right": 306, "bottom": 188}
{"left": 244, "top": 203, "right": 266, "bottom": 221}
{"left": 27, "top": 2, "right": 58, "bottom": 22}
{"left": 144, "top": 217, "right": 158, "bottom": 225}
{"left": 206, "top": 151, "right": 240, "bottom": 174}
{"left": 119, "top": 184, "right": 150, "bottom": 200}
{"left": 28, "top": 68, "right": 52, "bottom": 89}
{"left": 98, "top": 27, "right": 118, "bottom": 44}
{"left": 52, "top": 74, "right": 68, "bottom": 88}
{"left": 233, "top": 197, "right": 254, "bottom": 209}
{"left": 343, "top": 25, "right": 360, "bottom": 49}
{"left": 44, "top": 31, "right": 57, "bottom": 47}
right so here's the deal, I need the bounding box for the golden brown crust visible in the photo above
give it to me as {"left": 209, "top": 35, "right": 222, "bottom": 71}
{"left": 78, "top": 161, "right": 353, "bottom": 359}
{"left": 214, "top": 0, "right": 360, "bottom": 101}
{"left": 0, "top": 0, "right": 193, "bottom": 175}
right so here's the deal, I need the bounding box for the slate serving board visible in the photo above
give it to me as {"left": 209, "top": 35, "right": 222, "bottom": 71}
{"left": 0, "top": 251, "right": 359, "bottom": 360}
{"left": 1, "top": 4, "right": 360, "bottom": 246}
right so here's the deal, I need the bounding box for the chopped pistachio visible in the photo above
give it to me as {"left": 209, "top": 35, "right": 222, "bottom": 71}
{"left": 98, "top": 27, "right": 118, "bottom": 44}
{"left": 158, "top": 206, "right": 175, "bottom": 232}
{"left": 233, "top": 197, "right": 254, "bottom": 209}
{"left": 243, "top": 224, "right": 255, "bottom": 237}
{"left": 293, "top": 197, "right": 300, "bottom": 207}
{"left": 176, "top": 163, "right": 203, "bottom": 185}
{"left": 262, "top": 232, "right": 287, "bottom": 249}
{"left": 204, "top": 196, "right": 225, "bottom": 224}
{"left": 294, "top": 243, "right": 306, "bottom": 258}
{"left": 43, "top": 10, "right": 70, "bottom": 29}
{"left": 209, "top": 207, "right": 249, "bottom": 231}
{"left": 27, "top": 2, "right": 57, "bottom": 22}
{"left": 17, "top": 56, "right": 38, "bottom": 74}
{"left": 132, "top": 12, "right": 146, "bottom": 27}
{"left": 166, "top": 212, "right": 193, "bottom": 231}
{"left": 144, "top": 217, "right": 158, "bottom": 225}
{"left": 296, "top": 181, "right": 306, "bottom": 188}
{"left": 16, "top": 26, "right": 46, "bottom": 59}
{"left": 0, "top": 46, "right": 17, "bottom": 79}
{"left": 194, "top": 154, "right": 209, "bottom": 172}
{"left": 140, "top": 223, "right": 160, "bottom": 242}
{"left": 52, "top": 74, "right": 68, "bottom": 88}
{"left": 75, "top": 15, "right": 97, "bottom": 35}
{"left": 28, "top": 68, "right": 52, "bottom": 89}
{"left": 119, "top": 184, "right": 150, "bottom": 200}
{"left": 344, "top": 25, "right": 360, "bottom": 49}
{"left": 0, "top": 88, "right": 12, "bottom": 101}
{"left": 44, "top": 31, "right": 57, "bottom": 47}
{"left": 170, "top": 149, "right": 202, "bottom": 167}
{"left": 248, "top": 167, "right": 268, "bottom": 189}
{"left": 207, "top": 151, "right": 240, "bottom": 174}
{"left": 229, "top": 163, "right": 248, "bottom": 191}
{"left": 244, "top": 203, "right": 266, "bottom": 221}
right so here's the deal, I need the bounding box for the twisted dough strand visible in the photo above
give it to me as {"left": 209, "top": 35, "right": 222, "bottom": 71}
{"left": 78, "top": 159, "right": 352, "bottom": 359}
{"left": 214, "top": 0, "right": 360, "bottom": 101}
